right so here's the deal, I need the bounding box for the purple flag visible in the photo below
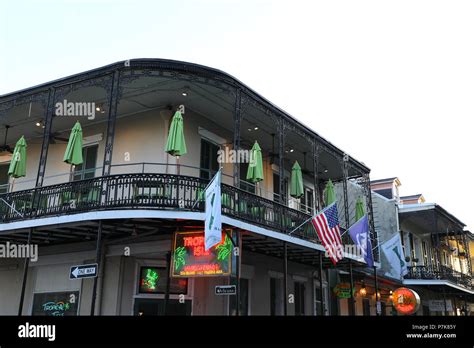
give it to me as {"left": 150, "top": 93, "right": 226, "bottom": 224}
{"left": 348, "top": 215, "right": 374, "bottom": 267}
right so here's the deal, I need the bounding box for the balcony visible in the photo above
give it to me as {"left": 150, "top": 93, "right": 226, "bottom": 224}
{"left": 0, "top": 171, "right": 315, "bottom": 240}
{"left": 0, "top": 59, "right": 374, "bottom": 258}
{"left": 405, "top": 265, "right": 472, "bottom": 290}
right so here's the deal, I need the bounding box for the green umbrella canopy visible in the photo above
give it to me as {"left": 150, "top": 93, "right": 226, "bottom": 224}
{"left": 355, "top": 197, "right": 366, "bottom": 221}
{"left": 165, "top": 111, "right": 187, "bottom": 157}
{"left": 63, "top": 121, "right": 83, "bottom": 165}
{"left": 324, "top": 179, "right": 336, "bottom": 207}
{"left": 8, "top": 136, "right": 27, "bottom": 178}
{"left": 290, "top": 161, "right": 304, "bottom": 198}
{"left": 246, "top": 141, "right": 264, "bottom": 183}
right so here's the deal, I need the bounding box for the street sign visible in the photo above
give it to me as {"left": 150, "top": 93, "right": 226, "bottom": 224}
{"left": 215, "top": 285, "right": 236, "bottom": 296}
{"left": 69, "top": 264, "right": 98, "bottom": 280}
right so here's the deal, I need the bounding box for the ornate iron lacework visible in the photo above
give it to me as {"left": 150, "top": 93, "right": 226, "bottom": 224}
{"left": 117, "top": 68, "right": 234, "bottom": 99}
{"left": 13, "top": 91, "right": 50, "bottom": 110}
{"left": 0, "top": 100, "right": 14, "bottom": 119}
{"left": 54, "top": 74, "right": 115, "bottom": 103}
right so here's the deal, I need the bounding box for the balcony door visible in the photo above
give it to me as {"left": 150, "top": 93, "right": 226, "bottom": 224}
{"left": 0, "top": 163, "right": 9, "bottom": 193}
{"left": 314, "top": 280, "right": 329, "bottom": 315}
{"left": 273, "top": 172, "right": 288, "bottom": 203}
{"left": 294, "top": 281, "right": 306, "bottom": 316}
{"left": 199, "top": 139, "right": 219, "bottom": 180}
{"left": 270, "top": 277, "right": 284, "bottom": 315}
{"left": 73, "top": 145, "right": 98, "bottom": 181}
{"left": 302, "top": 186, "right": 314, "bottom": 214}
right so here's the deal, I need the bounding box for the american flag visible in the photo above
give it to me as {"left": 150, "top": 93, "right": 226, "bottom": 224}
{"left": 311, "top": 202, "right": 344, "bottom": 265}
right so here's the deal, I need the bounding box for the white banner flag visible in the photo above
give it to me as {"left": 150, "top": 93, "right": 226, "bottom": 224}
{"left": 205, "top": 170, "right": 222, "bottom": 251}
{"left": 381, "top": 233, "right": 408, "bottom": 280}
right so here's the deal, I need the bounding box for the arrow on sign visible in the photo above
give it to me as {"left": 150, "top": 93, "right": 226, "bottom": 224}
{"left": 69, "top": 264, "right": 98, "bottom": 280}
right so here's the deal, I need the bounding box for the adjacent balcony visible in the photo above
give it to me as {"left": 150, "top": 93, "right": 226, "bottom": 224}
{"left": 405, "top": 265, "right": 472, "bottom": 290}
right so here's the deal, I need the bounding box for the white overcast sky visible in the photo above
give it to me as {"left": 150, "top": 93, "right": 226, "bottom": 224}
{"left": 1, "top": 0, "right": 473, "bottom": 229}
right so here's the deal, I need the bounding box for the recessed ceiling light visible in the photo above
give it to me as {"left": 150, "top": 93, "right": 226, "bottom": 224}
{"left": 35, "top": 121, "right": 41, "bottom": 127}
{"left": 182, "top": 91, "right": 188, "bottom": 97}
{"left": 324, "top": 169, "right": 328, "bottom": 173}
{"left": 254, "top": 126, "right": 259, "bottom": 130}
{"left": 290, "top": 149, "right": 294, "bottom": 153}
{"left": 248, "top": 128, "right": 252, "bottom": 132}
{"left": 95, "top": 106, "right": 101, "bottom": 112}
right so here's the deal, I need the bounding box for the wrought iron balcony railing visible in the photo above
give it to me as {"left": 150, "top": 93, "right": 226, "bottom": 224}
{"left": 0, "top": 173, "right": 315, "bottom": 240}
{"left": 405, "top": 265, "right": 472, "bottom": 290}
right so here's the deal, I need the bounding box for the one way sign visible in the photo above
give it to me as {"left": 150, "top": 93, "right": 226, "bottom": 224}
{"left": 69, "top": 264, "right": 98, "bottom": 280}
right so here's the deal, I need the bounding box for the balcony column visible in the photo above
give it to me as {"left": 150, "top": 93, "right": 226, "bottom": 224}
{"left": 374, "top": 265, "right": 380, "bottom": 316}
{"left": 90, "top": 220, "right": 103, "bottom": 316}
{"left": 319, "top": 253, "right": 325, "bottom": 315}
{"left": 312, "top": 140, "right": 321, "bottom": 211}
{"left": 18, "top": 228, "right": 33, "bottom": 315}
{"left": 278, "top": 117, "right": 286, "bottom": 205}
{"left": 462, "top": 232, "right": 472, "bottom": 278}
{"left": 35, "top": 88, "right": 56, "bottom": 187}
{"left": 362, "top": 172, "right": 378, "bottom": 262}
{"left": 348, "top": 260, "right": 356, "bottom": 315}
{"left": 163, "top": 251, "right": 172, "bottom": 315}
{"left": 232, "top": 89, "right": 242, "bottom": 187}
{"left": 433, "top": 210, "right": 441, "bottom": 272}
{"left": 442, "top": 287, "right": 448, "bottom": 316}
{"left": 283, "top": 241, "right": 288, "bottom": 316}
{"left": 341, "top": 154, "right": 350, "bottom": 239}
{"left": 278, "top": 116, "right": 288, "bottom": 316}
{"left": 454, "top": 229, "right": 463, "bottom": 273}
{"left": 232, "top": 89, "right": 242, "bottom": 316}
{"left": 101, "top": 69, "right": 121, "bottom": 177}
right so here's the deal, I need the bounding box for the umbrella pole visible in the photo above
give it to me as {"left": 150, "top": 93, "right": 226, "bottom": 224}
{"left": 176, "top": 156, "right": 180, "bottom": 175}
{"left": 10, "top": 178, "right": 15, "bottom": 192}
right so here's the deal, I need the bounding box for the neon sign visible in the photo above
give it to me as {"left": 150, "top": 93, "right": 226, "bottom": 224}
{"left": 139, "top": 268, "right": 160, "bottom": 292}
{"left": 171, "top": 231, "right": 232, "bottom": 278}
{"left": 138, "top": 267, "right": 188, "bottom": 294}
{"left": 392, "top": 287, "right": 421, "bottom": 315}
{"left": 333, "top": 283, "right": 356, "bottom": 299}
{"left": 32, "top": 292, "right": 79, "bottom": 316}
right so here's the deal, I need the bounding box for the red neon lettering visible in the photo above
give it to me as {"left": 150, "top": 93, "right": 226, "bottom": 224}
{"left": 183, "top": 236, "right": 211, "bottom": 256}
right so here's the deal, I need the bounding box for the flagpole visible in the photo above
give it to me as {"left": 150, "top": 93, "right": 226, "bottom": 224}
{"left": 0, "top": 197, "right": 24, "bottom": 218}
{"left": 340, "top": 215, "right": 367, "bottom": 237}
{"left": 288, "top": 202, "right": 336, "bottom": 236}
{"left": 288, "top": 215, "right": 313, "bottom": 235}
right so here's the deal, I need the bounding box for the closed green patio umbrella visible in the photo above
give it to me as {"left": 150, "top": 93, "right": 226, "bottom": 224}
{"left": 246, "top": 141, "right": 264, "bottom": 183}
{"left": 165, "top": 111, "right": 187, "bottom": 157}
{"left": 63, "top": 121, "right": 83, "bottom": 165}
{"left": 324, "top": 179, "right": 336, "bottom": 207}
{"left": 290, "top": 161, "right": 304, "bottom": 198}
{"left": 355, "top": 197, "right": 365, "bottom": 221}
{"left": 8, "top": 136, "right": 27, "bottom": 179}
